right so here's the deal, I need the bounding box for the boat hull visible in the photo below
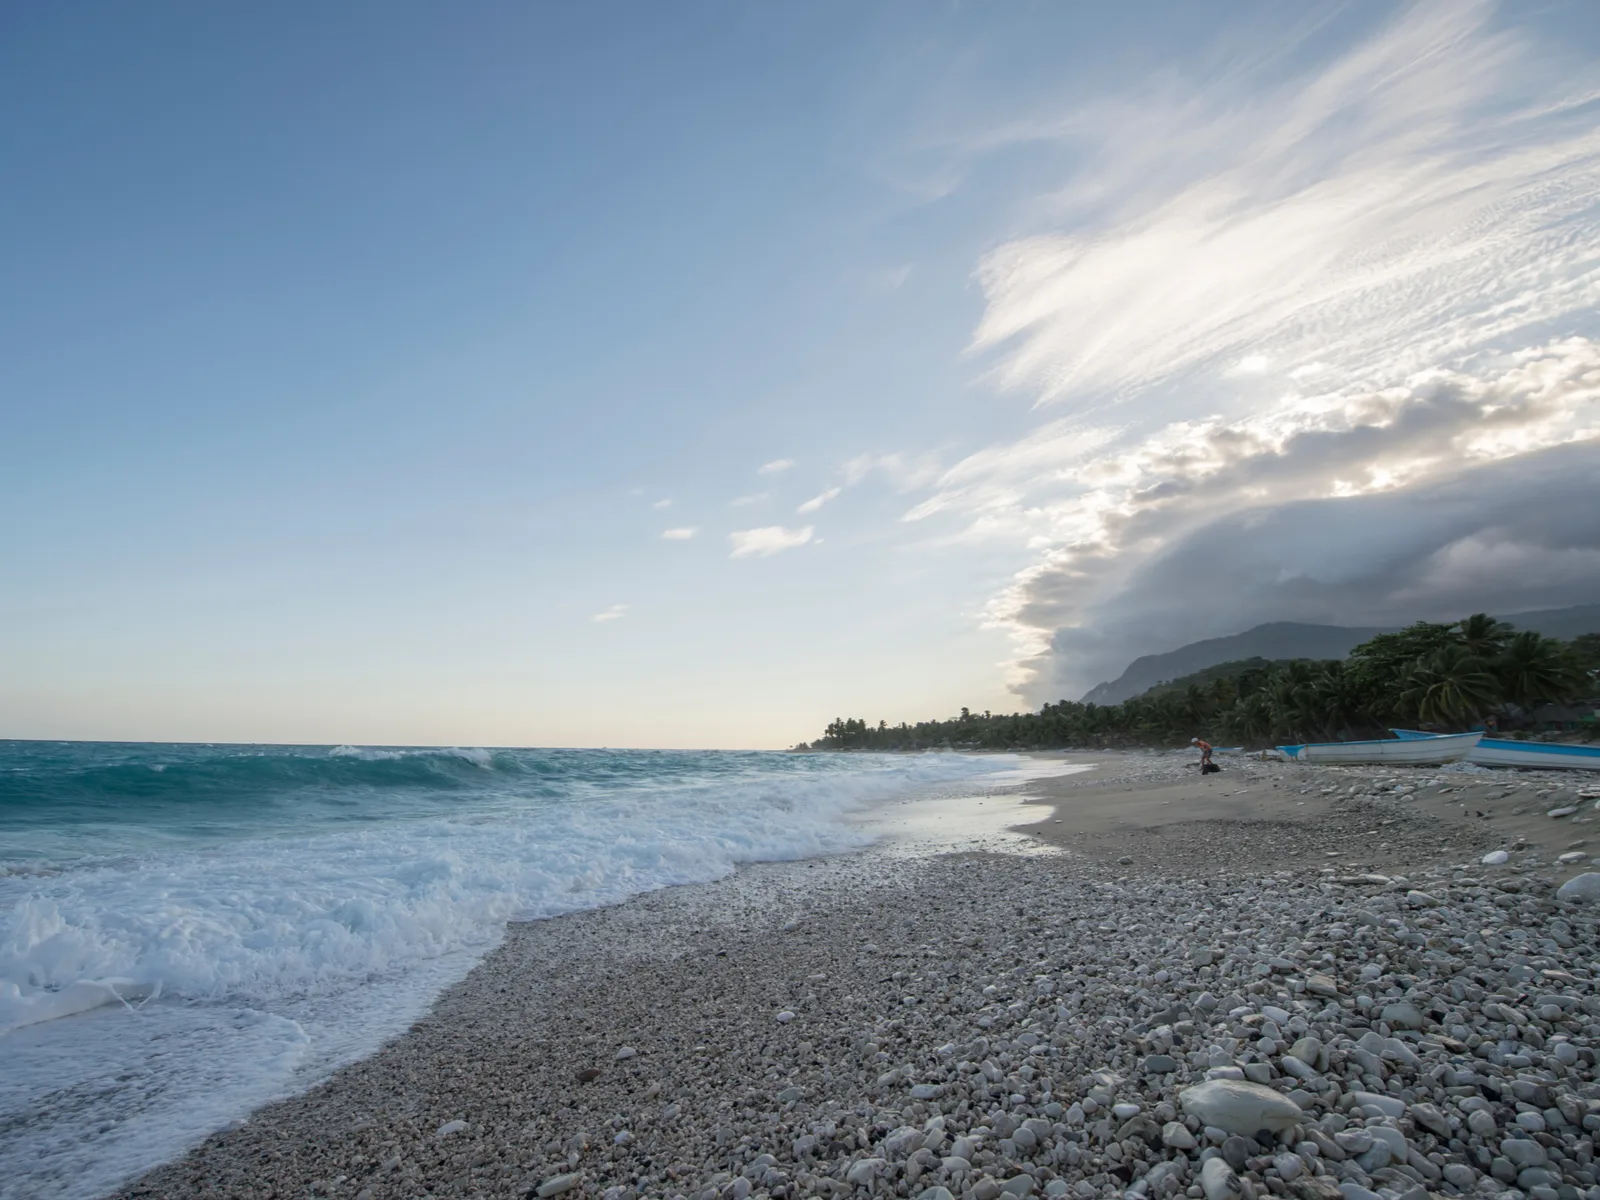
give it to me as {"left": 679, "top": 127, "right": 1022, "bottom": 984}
{"left": 1391, "top": 729, "right": 1600, "bottom": 770}
{"left": 1278, "top": 732, "right": 1482, "bottom": 765}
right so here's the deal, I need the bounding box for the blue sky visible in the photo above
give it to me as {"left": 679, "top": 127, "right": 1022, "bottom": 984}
{"left": 3, "top": 1, "right": 1598, "bottom": 747}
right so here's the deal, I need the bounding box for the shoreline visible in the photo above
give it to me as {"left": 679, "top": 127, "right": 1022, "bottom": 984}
{"left": 112, "top": 751, "right": 1600, "bottom": 1200}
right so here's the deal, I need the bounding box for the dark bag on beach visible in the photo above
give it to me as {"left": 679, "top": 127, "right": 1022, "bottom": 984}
{"left": 1200, "top": 762, "right": 1222, "bottom": 775}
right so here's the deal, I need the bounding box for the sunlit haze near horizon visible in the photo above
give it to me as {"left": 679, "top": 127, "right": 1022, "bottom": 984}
{"left": 3, "top": 1, "right": 1598, "bottom": 748}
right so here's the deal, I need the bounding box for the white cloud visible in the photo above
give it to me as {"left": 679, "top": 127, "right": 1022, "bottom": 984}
{"left": 591, "top": 604, "right": 629, "bottom": 623}
{"left": 841, "top": 451, "right": 944, "bottom": 491}
{"left": 653, "top": 498, "right": 672, "bottom": 510}
{"left": 906, "top": 0, "right": 1600, "bottom": 701}
{"left": 983, "top": 337, "right": 1600, "bottom": 697}
{"left": 729, "top": 492, "right": 770, "bottom": 508}
{"left": 969, "top": 1, "right": 1600, "bottom": 408}
{"left": 729, "top": 525, "right": 815, "bottom": 559}
{"left": 757, "top": 459, "right": 795, "bottom": 475}
{"left": 661, "top": 527, "right": 698, "bottom": 540}
{"left": 797, "top": 487, "right": 842, "bottom": 515}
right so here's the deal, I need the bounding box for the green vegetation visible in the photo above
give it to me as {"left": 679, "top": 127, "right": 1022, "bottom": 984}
{"left": 809, "top": 613, "right": 1598, "bottom": 751}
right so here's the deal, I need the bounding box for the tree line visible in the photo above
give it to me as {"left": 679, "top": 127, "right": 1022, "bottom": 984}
{"left": 808, "top": 615, "right": 1600, "bottom": 752}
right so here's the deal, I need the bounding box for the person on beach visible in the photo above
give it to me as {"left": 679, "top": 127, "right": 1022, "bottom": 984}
{"left": 1191, "top": 737, "right": 1213, "bottom": 767}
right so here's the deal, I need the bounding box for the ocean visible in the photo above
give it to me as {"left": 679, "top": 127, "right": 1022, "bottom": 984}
{"left": 0, "top": 740, "right": 1018, "bottom": 1199}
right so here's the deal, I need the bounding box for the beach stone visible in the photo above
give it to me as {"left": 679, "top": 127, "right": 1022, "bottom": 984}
{"left": 1557, "top": 874, "right": 1600, "bottom": 903}
{"left": 614, "top": 1045, "right": 636, "bottom": 1060}
{"left": 435, "top": 1119, "right": 468, "bottom": 1138}
{"left": 1548, "top": 806, "right": 1579, "bottom": 818}
{"left": 1334, "top": 1130, "right": 1372, "bottom": 1155}
{"left": 1441, "top": 1164, "right": 1477, "bottom": 1188}
{"left": 1161, "top": 1121, "right": 1196, "bottom": 1150}
{"left": 1280, "top": 1054, "right": 1318, "bottom": 1082}
{"left": 1305, "top": 975, "right": 1340, "bottom": 998}
{"left": 1199, "top": 1156, "right": 1245, "bottom": 1200}
{"left": 1466, "top": 1108, "right": 1498, "bottom": 1137}
{"left": 1142, "top": 1053, "right": 1179, "bottom": 1075}
{"left": 845, "top": 1158, "right": 884, "bottom": 1185}
{"left": 1221, "top": 1135, "right": 1254, "bottom": 1170}
{"left": 1180, "top": 1079, "right": 1304, "bottom": 1135}
{"left": 884, "top": 1127, "right": 924, "bottom": 1158}
{"left": 1408, "top": 1102, "right": 1450, "bottom": 1138}
{"left": 1287, "top": 1036, "right": 1322, "bottom": 1065}
{"left": 1303, "top": 1129, "right": 1344, "bottom": 1161}
{"left": 536, "top": 1174, "right": 581, "bottom": 1198}
{"left": 1380, "top": 1002, "right": 1425, "bottom": 1030}
{"left": 1501, "top": 1139, "right": 1548, "bottom": 1168}
{"left": 919, "top": 1189, "right": 956, "bottom": 1200}
{"left": 1482, "top": 849, "right": 1510, "bottom": 864}
{"left": 1350, "top": 1091, "right": 1405, "bottom": 1118}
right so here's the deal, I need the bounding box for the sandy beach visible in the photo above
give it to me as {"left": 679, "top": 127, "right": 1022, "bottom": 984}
{"left": 111, "top": 751, "right": 1600, "bottom": 1200}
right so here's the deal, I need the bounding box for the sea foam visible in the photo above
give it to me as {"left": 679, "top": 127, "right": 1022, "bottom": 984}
{"left": 0, "top": 744, "right": 1014, "bottom": 1199}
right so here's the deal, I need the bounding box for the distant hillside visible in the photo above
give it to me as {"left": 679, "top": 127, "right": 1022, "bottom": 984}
{"left": 1135, "top": 657, "right": 1320, "bottom": 699}
{"left": 1505, "top": 603, "right": 1600, "bottom": 641}
{"left": 1081, "top": 623, "right": 1390, "bottom": 705}
{"left": 1081, "top": 603, "right": 1600, "bottom": 705}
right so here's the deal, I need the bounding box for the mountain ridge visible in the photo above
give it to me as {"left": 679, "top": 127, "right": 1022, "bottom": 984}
{"left": 1079, "top": 603, "right": 1600, "bottom": 705}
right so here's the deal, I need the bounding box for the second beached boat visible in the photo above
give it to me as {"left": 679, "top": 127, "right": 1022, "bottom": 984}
{"left": 1390, "top": 729, "right": 1600, "bottom": 771}
{"left": 1277, "top": 731, "right": 1483, "bottom": 765}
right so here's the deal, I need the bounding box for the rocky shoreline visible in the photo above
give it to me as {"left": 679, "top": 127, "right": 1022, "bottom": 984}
{"left": 114, "top": 753, "right": 1600, "bottom": 1200}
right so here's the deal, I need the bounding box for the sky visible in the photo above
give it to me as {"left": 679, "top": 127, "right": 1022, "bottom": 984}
{"left": 2, "top": 1, "right": 1597, "bottom": 748}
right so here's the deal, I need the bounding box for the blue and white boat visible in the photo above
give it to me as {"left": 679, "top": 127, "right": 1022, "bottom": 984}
{"left": 1390, "top": 729, "right": 1600, "bottom": 771}
{"left": 1277, "top": 731, "right": 1482, "bottom": 766}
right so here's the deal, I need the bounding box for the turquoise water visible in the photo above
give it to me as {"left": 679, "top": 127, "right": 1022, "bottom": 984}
{"left": 0, "top": 740, "right": 1011, "bottom": 1199}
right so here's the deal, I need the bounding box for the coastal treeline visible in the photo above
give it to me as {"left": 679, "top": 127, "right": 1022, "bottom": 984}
{"left": 811, "top": 615, "right": 1600, "bottom": 751}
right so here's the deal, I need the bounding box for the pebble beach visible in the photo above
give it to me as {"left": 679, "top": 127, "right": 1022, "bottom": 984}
{"left": 111, "top": 751, "right": 1600, "bottom": 1200}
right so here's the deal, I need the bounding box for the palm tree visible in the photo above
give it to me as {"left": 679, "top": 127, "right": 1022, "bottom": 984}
{"left": 1458, "top": 613, "right": 1514, "bottom": 658}
{"left": 1497, "top": 631, "right": 1587, "bottom": 710}
{"left": 1208, "top": 674, "right": 1237, "bottom": 708}
{"left": 1399, "top": 647, "right": 1500, "bottom": 727}
{"left": 1220, "top": 692, "right": 1274, "bottom": 744}
{"left": 1308, "top": 661, "right": 1362, "bottom": 740}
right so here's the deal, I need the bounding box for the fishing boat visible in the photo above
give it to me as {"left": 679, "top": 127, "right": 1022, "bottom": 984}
{"left": 1277, "top": 731, "right": 1482, "bottom": 765}
{"left": 1390, "top": 729, "right": 1600, "bottom": 771}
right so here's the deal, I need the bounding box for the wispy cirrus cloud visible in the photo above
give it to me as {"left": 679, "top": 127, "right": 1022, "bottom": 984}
{"left": 968, "top": 1, "right": 1600, "bottom": 409}
{"left": 757, "top": 458, "right": 794, "bottom": 476}
{"left": 901, "top": 0, "right": 1600, "bottom": 701}
{"left": 729, "top": 525, "right": 814, "bottom": 559}
{"left": 591, "top": 604, "right": 629, "bottom": 623}
{"left": 797, "top": 487, "right": 841, "bottom": 515}
{"left": 661, "top": 527, "right": 697, "bottom": 541}
{"left": 729, "top": 492, "right": 770, "bottom": 508}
